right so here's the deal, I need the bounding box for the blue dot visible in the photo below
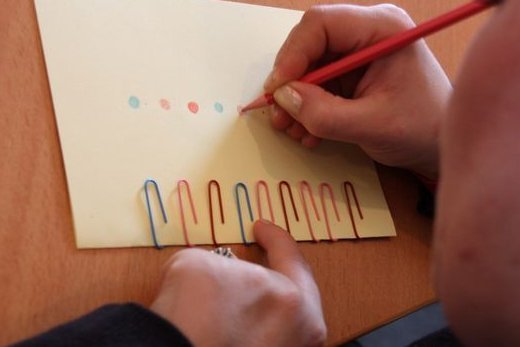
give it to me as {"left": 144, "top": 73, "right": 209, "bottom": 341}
{"left": 214, "top": 102, "right": 224, "bottom": 113}
{"left": 128, "top": 96, "right": 140, "bottom": 109}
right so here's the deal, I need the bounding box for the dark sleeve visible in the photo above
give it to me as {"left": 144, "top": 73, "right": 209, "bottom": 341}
{"left": 408, "top": 327, "right": 464, "bottom": 347}
{"left": 10, "top": 303, "right": 193, "bottom": 347}
{"left": 416, "top": 181, "right": 435, "bottom": 218}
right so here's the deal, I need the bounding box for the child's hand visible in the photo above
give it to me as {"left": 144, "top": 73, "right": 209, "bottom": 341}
{"left": 150, "top": 220, "right": 326, "bottom": 347}
{"left": 265, "top": 4, "right": 452, "bottom": 179}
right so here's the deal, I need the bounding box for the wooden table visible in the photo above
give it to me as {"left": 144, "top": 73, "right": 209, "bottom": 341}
{"left": 0, "top": 1, "right": 485, "bottom": 345}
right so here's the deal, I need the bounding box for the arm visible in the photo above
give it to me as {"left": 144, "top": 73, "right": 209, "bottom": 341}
{"left": 435, "top": 1, "right": 520, "bottom": 345}
{"left": 13, "top": 221, "right": 325, "bottom": 347}
{"left": 11, "top": 303, "right": 192, "bottom": 347}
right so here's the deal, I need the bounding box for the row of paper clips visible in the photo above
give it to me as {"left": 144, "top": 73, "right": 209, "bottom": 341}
{"left": 144, "top": 179, "right": 363, "bottom": 249}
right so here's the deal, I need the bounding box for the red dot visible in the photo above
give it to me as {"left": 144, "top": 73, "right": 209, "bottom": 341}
{"left": 187, "top": 101, "right": 199, "bottom": 114}
{"left": 160, "top": 98, "right": 170, "bottom": 110}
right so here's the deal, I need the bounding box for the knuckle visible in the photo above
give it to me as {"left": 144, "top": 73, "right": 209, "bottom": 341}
{"left": 163, "top": 249, "right": 208, "bottom": 276}
{"left": 307, "top": 322, "right": 327, "bottom": 347}
{"left": 374, "top": 4, "right": 415, "bottom": 31}
{"left": 267, "top": 284, "right": 327, "bottom": 346}
{"left": 303, "top": 110, "right": 332, "bottom": 138}
{"left": 248, "top": 266, "right": 273, "bottom": 287}
{"left": 305, "top": 121, "right": 322, "bottom": 137}
{"left": 302, "top": 5, "right": 327, "bottom": 24}
{"left": 271, "top": 285, "right": 304, "bottom": 315}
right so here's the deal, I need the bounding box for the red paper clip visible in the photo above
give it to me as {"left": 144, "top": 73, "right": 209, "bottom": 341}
{"left": 278, "top": 181, "right": 299, "bottom": 234}
{"left": 343, "top": 181, "right": 363, "bottom": 238}
{"left": 256, "top": 180, "right": 275, "bottom": 223}
{"left": 299, "top": 181, "right": 320, "bottom": 242}
{"left": 319, "top": 183, "right": 340, "bottom": 242}
{"left": 208, "top": 180, "right": 225, "bottom": 246}
{"left": 177, "top": 180, "right": 198, "bottom": 247}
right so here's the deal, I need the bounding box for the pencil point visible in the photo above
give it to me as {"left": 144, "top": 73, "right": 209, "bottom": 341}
{"left": 241, "top": 94, "right": 273, "bottom": 113}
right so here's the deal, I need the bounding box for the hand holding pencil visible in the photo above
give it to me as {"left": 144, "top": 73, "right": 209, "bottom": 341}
{"left": 251, "top": 1, "right": 497, "bottom": 180}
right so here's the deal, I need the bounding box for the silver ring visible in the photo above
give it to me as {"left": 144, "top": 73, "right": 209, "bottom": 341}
{"left": 210, "top": 247, "right": 236, "bottom": 259}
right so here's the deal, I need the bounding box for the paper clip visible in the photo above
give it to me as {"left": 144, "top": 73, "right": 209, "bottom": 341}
{"left": 208, "top": 180, "right": 225, "bottom": 246}
{"left": 144, "top": 179, "right": 168, "bottom": 249}
{"left": 278, "top": 181, "right": 299, "bottom": 233}
{"left": 343, "top": 181, "right": 363, "bottom": 238}
{"left": 256, "top": 180, "right": 275, "bottom": 223}
{"left": 177, "top": 180, "right": 198, "bottom": 247}
{"left": 235, "top": 182, "right": 254, "bottom": 245}
{"left": 319, "top": 183, "right": 340, "bottom": 242}
{"left": 299, "top": 181, "right": 320, "bottom": 242}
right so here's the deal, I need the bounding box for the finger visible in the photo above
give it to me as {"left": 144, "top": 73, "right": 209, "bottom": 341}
{"left": 158, "top": 248, "right": 215, "bottom": 287}
{"left": 270, "top": 104, "right": 294, "bottom": 131}
{"left": 301, "top": 133, "right": 321, "bottom": 148}
{"left": 286, "top": 122, "right": 307, "bottom": 140}
{"left": 270, "top": 105, "right": 322, "bottom": 147}
{"left": 253, "top": 220, "right": 313, "bottom": 288}
{"left": 264, "top": 4, "right": 415, "bottom": 92}
{"left": 274, "top": 81, "right": 380, "bottom": 143}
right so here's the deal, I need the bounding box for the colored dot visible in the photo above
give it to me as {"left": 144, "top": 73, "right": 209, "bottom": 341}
{"left": 214, "top": 102, "right": 224, "bottom": 113}
{"left": 159, "top": 98, "right": 171, "bottom": 110}
{"left": 128, "top": 96, "right": 140, "bottom": 109}
{"left": 187, "top": 101, "right": 199, "bottom": 114}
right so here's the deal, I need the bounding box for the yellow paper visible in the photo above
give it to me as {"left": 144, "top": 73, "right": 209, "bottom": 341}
{"left": 35, "top": 0, "right": 396, "bottom": 248}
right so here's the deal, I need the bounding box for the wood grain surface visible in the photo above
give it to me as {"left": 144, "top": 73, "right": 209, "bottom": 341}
{"left": 0, "top": 0, "right": 486, "bottom": 345}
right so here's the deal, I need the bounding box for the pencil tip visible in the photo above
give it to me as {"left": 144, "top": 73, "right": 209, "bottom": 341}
{"left": 241, "top": 94, "right": 272, "bottom": 113}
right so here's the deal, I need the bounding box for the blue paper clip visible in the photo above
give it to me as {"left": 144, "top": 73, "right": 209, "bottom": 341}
{"left": 144, "top": 179, "right": 168, "bottom": 249}
{"left": 234, "top": 182, "right": 254, "bottom": 245}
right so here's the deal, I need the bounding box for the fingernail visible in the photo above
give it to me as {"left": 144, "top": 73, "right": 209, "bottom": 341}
{"left": 258, "top": 218, "right": 272, "bottom": 225}
{"left": 263, "top": 69, "right": 279, "bottom": 91}
{"left": 271, "top": 104, "right": 283, "bottom": 121}
{"left": 273, "top": 85, "right": 302, "bottom": 117}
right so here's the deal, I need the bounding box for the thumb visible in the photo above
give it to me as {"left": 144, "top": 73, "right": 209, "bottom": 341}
{"left": 273, "top": 81, "right": 374, "bottom": 144}
{"left": 253, "top": 220, "right": 313, "bottom": 288}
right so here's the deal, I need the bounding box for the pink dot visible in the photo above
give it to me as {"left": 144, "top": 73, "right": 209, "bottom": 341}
{"left": 160, "top": 98, "right": 171, "bottom": 110}
{"left": 187, "top": 101, "right": 199, "bottom": 114}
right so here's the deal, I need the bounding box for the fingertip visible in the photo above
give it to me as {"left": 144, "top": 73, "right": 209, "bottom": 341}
{"left": 253, "top": 220, "right": 311, "bottom": 286}
{"left": 263, "top": 69, "right": 278, "bottom": 93}
{"left": 286, "top": 122, "right": 307, "bottom": 140}
{"left": 253, "top": 219, "right": 274, "bottom": 238}
{"left": 253, "top": 218, "right": 272, "bottom": 229}
{"left": 273, "top": 84, "right": 303, "bottom": 118}
{"left": 302, "top": 134, "right": 321, "bottom": 148}
{"left": 284, "top": 81, "right": 370, "bottom": 142}
{"left": 253, "top": 219, "right": 295, "bottom": 249}
{"left": 271, "top": 104, "right": 294, "bottom": 130}
{"left": 253, "top": 220, "right": 276, "bottom": 249}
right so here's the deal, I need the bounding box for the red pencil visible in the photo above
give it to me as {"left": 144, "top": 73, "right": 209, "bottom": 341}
{"left": 241, "top": 0, "right": 498, "bottom": 113}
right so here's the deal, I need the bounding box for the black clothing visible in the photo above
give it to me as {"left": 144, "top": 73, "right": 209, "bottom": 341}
{"left": 11, "top": 303, "right": 192, "bottom": 347}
